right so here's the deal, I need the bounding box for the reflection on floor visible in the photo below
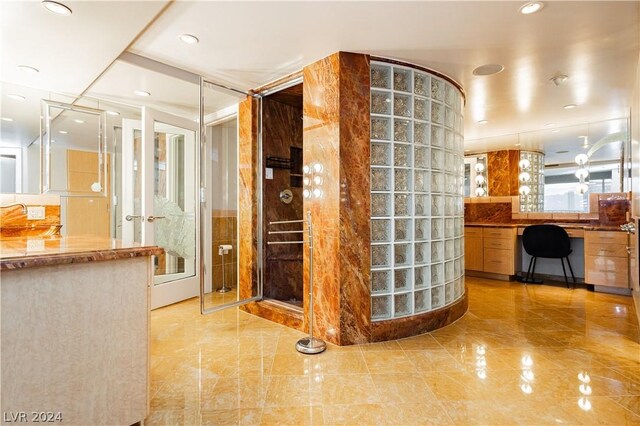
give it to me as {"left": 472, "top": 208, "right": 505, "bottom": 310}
{"left": 148, "top": 277, "right": 640, "bottom": 425}
{"left": 202, "top": 287, "right": 239, "bottom": 308}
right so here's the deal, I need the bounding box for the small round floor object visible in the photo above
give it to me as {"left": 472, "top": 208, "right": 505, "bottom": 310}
{"left": 296, "top": 337, "right": 327, "bottom": 354}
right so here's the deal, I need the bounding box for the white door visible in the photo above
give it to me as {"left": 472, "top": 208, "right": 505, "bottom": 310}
{"left": 122, "top": 107, "right": 199, "bottom": 309}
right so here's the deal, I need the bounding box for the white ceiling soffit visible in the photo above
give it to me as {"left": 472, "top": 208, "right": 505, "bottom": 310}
{"left": 0, "top": 0, "right": 169, "bottom": 96}
{"left": 130, "top": 1, "right": 639, "bottom": 140}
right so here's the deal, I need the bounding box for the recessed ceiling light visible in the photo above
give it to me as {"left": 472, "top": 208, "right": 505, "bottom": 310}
{"left": 472, "top": 64, "right": 504, "bottom": 76}
{"left": 1, "top": 117, "right": 14, "bottom": 122}
{"left": 563, "top": 104, "right": 577, "bottom": 109}
{"left": 59, "top": 130, "right": 68, "bottom": 134}
{"left": 74, "top": 119, "right": 85, "bottom": 124}
{"left": 477, "top": 120, "right": 488, "bottom": 124}
{"left": 179, "top": 34, "right": 199, "bottom": 44}
{"left": 106, "top": 110, "right": 120, "bottom": 116}
{"left": 519, "top": 1, "right": 544, "bottom": 15}
{"left": 7, "top": 94, "right": 26, "bottom": 101}
{"left": 42, "top": 0, "right": 72, "bottom": 15}
{"left": 134, "top": 90, "right": 150, "bottom": 97}
{"left": 551, "top": 129, "right": 560, "bottom": 133}
{"left": 17, "top": 65, "right": 39, "bottom": 74}
{"left": 544, "top": 123, "right": 555, "bottom": 127}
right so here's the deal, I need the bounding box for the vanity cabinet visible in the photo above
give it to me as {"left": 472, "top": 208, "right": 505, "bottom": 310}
{"left": 482, "top": 227, "right": 517, "bottom": 275}
{"left": 584, "top": 230, "right": 629, "bottom": 288}
{"left": 464, "top": 227, "right": 483, "bottom": 271}
{"left": 465, "top": 226, "right": 517, "bottom": 276}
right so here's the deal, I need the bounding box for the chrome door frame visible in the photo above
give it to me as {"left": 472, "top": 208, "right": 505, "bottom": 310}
{"left": 199, "top": 78, "right": 263, "bottom": 315}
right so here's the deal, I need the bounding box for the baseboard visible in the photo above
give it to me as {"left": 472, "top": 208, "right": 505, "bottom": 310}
{"left": 594, "top": 285, "right": 633, "bottom": 296}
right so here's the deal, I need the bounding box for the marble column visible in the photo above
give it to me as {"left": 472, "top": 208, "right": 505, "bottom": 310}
{"left": 487, "top": 150, "right": 520, "bottom": 196}
{"left": 303, "top": 52, "right": 372, "bottom": 345}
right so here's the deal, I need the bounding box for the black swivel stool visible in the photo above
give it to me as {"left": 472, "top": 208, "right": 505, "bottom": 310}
{"left": 521, "top": 224, "right": 576, "bottom": 288}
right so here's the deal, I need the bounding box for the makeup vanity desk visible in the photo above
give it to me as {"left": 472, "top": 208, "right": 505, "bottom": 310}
{"left": 464, "top": 223, "right": 630, "bottom": 294}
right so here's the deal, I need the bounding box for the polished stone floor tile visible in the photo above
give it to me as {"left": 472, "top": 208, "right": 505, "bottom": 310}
{"left": 148, "top": 277, "right": 640, "bottom": 424}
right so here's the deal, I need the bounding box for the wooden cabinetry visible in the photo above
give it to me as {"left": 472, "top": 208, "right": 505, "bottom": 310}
{"left": 464, "top": 227, "right": 483, "bottom": 271}
{"left": 584, "top": 231, "right": 629, "bottom": 288}
{"left": 465, "top": 226, "right": 517, "bottom": 277}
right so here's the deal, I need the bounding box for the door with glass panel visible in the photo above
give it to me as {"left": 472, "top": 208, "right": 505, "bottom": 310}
{"left": 122, "top": 107, "right": 199, "bottom": 309}
{"left": 200, "top": 81, "right": 261, "bottom": 314}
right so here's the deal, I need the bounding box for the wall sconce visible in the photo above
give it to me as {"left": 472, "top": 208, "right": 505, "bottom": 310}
{"left": 474, "top": 161, "right": 487, "bottom": 197}
{"left": 303, "top": 162, "right": 324, "bottom": 199}
{"left": 574, "top": 153, "right": 589, "bottom": 195}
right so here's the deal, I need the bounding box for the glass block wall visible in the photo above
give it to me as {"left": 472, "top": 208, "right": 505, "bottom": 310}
{"left": 519, "top": 151, "right": 545, "bottom": 212}
{"left": 370, "top": 61, "right": 465, "bottom": 321}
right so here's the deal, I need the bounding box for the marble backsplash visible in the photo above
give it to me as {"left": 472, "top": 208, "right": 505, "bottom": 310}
{"left": 0, "top": 195, "right": 62, "bottom": 238}
{"left": 464, "top": 192, "right": 630, "bottom": 226}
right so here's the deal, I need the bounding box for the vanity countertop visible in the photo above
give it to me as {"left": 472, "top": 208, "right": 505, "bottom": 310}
{"left": 464, "top": 222, "right": 625, "bottom": 232}
{"left": 0, "top": 236, "right": 164, "bottom": 271}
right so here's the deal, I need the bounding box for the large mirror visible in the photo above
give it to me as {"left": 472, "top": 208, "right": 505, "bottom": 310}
{"left": 464, "top": 117, "right": 630, "bottom": 212}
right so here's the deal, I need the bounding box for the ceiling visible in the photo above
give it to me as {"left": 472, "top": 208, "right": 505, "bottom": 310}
{"left": 131, "top": 1, "right": 640, "bottom": 141}
{"left": 1, "top": 1, "right": 639, "bottom": 159}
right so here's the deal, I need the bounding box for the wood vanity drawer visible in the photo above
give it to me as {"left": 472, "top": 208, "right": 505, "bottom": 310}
{"left": 465, "top": 227, "right": 483, "bottom": 237}
{"left": 585, "top": 255, "right": 629, "bottom": 287}
{"left": 483, "top": 248, "right": 514, "bottom": 275}
{"left": 484, "top": 238, "right": 515, "bottom": 250}
{"left": 585, "top": 231, "right": 627, "bottom": 245}
{"left": 585, "top": 243, "right": 629, "bottom": 258}
{"left": 482, "top": 228, "right": 515, "bottom": 240}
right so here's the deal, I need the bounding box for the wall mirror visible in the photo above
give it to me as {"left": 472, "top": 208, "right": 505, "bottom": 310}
{"left": 0, "top": 82, "right": 76, "bottom": 194}
{"left": 42, "top": 100, "right": 107, "bottom": 196}
{"left": 464, "top": 117, "right": 630, "bottom": 212}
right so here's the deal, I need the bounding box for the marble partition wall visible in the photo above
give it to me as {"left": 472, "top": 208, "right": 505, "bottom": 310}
{"left": 487, "top": 150, "right": 520, "bottom": 196}
{"left": 238, "top": 96, "right": 260, "bottom": 302}
{"left": 303, "top": 52, "right": 372, "bottom": 345}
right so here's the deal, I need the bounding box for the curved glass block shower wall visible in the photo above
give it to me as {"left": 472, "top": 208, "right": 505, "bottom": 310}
{"left": 369, "top": 61, "right": 465, "bottom": 321}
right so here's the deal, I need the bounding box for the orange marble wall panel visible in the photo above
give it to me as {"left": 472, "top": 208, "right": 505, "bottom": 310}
{"left": 337, "top": 52, "right": 371, "bottom": 345}
{"left": 303, "top": 52, "right": 342, "bottom": 344}
{"left": 238, "top": 96, "right": 259, "bottom": 300}
{"left": 302, "top": 51, "right": 372, "bottom": 345}
{"left": 487, "top": 150, "right": 520, "bottom": 196}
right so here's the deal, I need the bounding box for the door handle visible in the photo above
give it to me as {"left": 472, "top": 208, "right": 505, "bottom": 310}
{"left": 147, "top": 215, "right": 166, "bottom": 223}
{"left": 125, "top": 214, "right": 143, "bottom": 221}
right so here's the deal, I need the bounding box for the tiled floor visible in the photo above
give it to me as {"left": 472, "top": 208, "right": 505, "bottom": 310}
{"left": 147, "top": 277, "right": 640, "bottom": 425}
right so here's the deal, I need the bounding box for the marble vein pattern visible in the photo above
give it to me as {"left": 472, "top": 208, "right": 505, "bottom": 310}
{"left": 303, "top": 52, "right": 372, "bottom": 345}
{"left": 487, "top": 150, "right": 520, "bottom": 197}
{"left": 0, "top": 204, "right": 61, "bottom": 238}
{"left": 146, "top": 276, "right": 640, "bottom": 425}
{"left": 0, "top": 236, "right": 163, "bottom": 270}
